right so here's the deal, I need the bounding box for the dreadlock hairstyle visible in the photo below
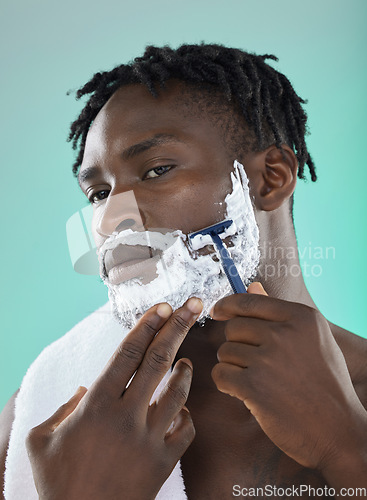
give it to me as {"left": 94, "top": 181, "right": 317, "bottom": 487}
{"left": 68, "top": 43, "right": 316, "bottom": 182}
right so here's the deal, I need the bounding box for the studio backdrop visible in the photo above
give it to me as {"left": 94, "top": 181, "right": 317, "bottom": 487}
{"left": 1, "top": 0, "right": 366, "bottom": 409}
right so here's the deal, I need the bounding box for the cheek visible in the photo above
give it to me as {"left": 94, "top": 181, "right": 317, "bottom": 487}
{"left": 147, "top": 175, "right": 231, "bottom": 234}
{"left": 91, "top": 223, "right": 104, "bottom": 250}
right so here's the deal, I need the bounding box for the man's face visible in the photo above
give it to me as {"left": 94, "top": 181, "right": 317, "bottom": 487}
{"left": 78, "top": 82, "right": 260, "bottom": 326}
{"left": 78, "top": 82, "right": 241, "bottom": 251}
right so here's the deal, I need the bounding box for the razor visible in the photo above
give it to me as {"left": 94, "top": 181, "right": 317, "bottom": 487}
{"left": 189, "top": 220, "right": 247, "bottom": 294}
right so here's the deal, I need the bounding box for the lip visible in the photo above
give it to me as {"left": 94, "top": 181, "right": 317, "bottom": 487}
{"left": 104, "top": 243, "right": 154, "bottom": 274}
{"left": 108, "top": 254, "right": 161, "bottom": 285}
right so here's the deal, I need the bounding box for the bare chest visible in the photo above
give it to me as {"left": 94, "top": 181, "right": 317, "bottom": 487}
{"left": 180, "top": 407, "right": 331, "bottom": 500}
{"left": 181, "top": 455, "right": 330, "bottom": 500}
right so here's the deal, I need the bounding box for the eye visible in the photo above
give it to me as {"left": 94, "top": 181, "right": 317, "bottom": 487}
{"left": 144, "top": 165, "right": 174, "bottom": 180}
{"left": 88, "top": 190, "right": 110, "bottom": 204}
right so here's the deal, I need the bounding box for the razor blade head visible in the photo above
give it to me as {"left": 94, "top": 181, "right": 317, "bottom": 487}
{"left": 189, "top": 219, "right": 233, "bottom": 239}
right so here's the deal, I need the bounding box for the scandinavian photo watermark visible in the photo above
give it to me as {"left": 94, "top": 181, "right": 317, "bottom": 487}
{"left": 65, "top": 200, "right": 337, "bottom": 284}
{"left": 258, "top": 241, "right": 336, "bottom": 280}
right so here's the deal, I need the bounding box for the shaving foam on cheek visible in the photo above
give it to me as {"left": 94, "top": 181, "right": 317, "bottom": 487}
{"left": 222, "top": 160, "right": 260, "bottom": 279}
{"left": 188, "top": 160, "right": 259, "bottom": 294}
{"left": 190, "top": 160, "right": 258, "bottom": 253}
{"left": 98, "top": 160, "right": 260, "bottom": 329}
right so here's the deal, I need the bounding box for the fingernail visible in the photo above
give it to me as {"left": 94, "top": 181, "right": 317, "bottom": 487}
{"left": 258, "top": 283, "right": 267, "bottom": 294}
{"left": 179, "top": 358, "right": 193, "bottom": 371}
{"left": 72, "top": 386, "right": 86, "bottom": 400}
{"left": 249, "top": 282, "right": 267, "bottom": 295}
{"left": 157, "top": 303, "right": 172, "bottom": 318}
{"left": 187, "top": 297, "right": 203, "bottom": 315}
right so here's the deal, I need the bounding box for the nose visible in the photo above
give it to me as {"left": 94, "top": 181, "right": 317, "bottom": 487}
{"left": 94, "top": 190, "right": 145, "bottom": 237}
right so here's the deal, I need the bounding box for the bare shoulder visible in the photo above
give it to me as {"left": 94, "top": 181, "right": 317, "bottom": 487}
{"left": 0, "top": 390, "right": 19, "bottom": 500}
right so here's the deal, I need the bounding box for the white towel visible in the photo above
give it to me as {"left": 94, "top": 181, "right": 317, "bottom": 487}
{"left": 4, "top": 301, "right": 187, "bottom": 499}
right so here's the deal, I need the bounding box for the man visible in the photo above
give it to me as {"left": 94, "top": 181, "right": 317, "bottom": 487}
{"left": 1, "top": 43, "right": 367, "bottom": 499}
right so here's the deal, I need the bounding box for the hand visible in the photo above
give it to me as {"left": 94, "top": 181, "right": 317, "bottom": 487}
{"left": 210, "top": 283, "right": 367, "bottom": 473}
{"left": 26, "top": 298, "right": 203, "bottom": 500}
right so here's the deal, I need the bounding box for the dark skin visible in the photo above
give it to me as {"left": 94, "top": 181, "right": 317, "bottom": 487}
{"left": 26, "top": 300, "right": 201, "bottom": 500}
{"left": 1, "top": 81, "right": 367, "bottom": 499}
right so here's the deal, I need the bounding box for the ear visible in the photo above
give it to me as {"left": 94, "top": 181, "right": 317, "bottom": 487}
{"left": 255, "top": 145, "right": 298, "bottom": 211}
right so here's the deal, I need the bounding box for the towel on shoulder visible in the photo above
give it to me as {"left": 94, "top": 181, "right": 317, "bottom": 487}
{"left": 4, "top": 302, "right": 187, "bottom": 499}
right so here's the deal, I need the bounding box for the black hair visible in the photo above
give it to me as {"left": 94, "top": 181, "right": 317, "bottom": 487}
{"left": 68, "top": 43, "right": 316, "bottom": 183}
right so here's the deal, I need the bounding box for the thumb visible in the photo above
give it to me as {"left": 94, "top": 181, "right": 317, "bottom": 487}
{"left": 41, "top": 386, "right": 87, "bottom": 432}
{"left": 247, "top": 282, "right": 268, "bottom": 296}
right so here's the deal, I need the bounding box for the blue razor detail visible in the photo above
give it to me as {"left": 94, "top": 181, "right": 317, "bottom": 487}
{"left": 189, "top": 220, "right": 247, "bottom": 294}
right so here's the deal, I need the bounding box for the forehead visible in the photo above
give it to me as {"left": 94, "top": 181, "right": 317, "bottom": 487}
{"left": 82, "top": 82, "right": 226, "bottom": 165}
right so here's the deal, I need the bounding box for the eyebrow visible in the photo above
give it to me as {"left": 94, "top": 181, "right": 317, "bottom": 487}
{"left": 78, "top": 133, "right": 182, "bottom": 189}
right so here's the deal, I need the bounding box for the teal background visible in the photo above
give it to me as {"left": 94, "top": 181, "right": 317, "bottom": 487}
{"left": 1, "top": 0, "right": 366, "bottom": 410}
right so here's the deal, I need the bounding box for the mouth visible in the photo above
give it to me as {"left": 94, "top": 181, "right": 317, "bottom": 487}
{"left": 104, "top": 243, "right": 163, "bottom": 285}
{"left": 108, "top": 255, "right": 161, "bottom": 285}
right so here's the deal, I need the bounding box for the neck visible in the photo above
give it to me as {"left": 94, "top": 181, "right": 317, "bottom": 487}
{"left": 178, "top": 202, "right": 323, "bottom": 365}
{"left": 254, "top": 204, "right": 317, "bottom": 309}
{"left": 185, "top": 204, "right": 318, "bottom": 347}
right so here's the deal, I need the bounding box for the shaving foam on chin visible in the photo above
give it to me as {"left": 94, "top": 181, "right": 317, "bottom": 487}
{"left": 98, "top": 160, "right": 260, "bottom": 329}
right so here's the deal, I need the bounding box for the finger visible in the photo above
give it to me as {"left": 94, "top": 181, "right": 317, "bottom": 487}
{"left": 89, "top": 302, "right": 173, "bottom": 401}
{"left": 247, "top": 282, "right": 268, "bottom": 296}
{"left": 217, "top": 342, "right": 259, "bottom": 368}
{"left": 124, "top": 298, "right": 202, "bottom": 409}
{"left": 224, "top": 316, "right": 276, "bottom": 345}
{"left": 164, "top": 406, "right": 196, "bottom": 457}
{"left": 26, "top": 388, "right": 86, "bottom": 466}
{"left": 149, "top": 358, "right": 193, "bottom": 435}
{"left": 33, "top": 386, "right": 87, "bottom": 434}
{"left": 211, "top": 362, "right": 247, "bottom": 400}
{"left": 210, "top": 288, "right": 292, "bottom": 322}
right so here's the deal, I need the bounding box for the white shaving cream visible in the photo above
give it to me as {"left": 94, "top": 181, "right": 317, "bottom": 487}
{"left": 98, "top": 160, "right": 260, "bottom": 328}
